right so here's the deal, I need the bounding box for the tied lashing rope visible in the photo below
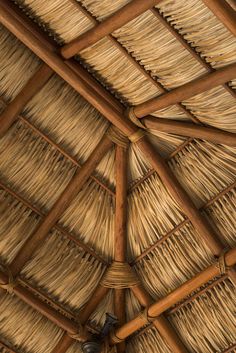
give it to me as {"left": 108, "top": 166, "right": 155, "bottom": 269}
{"left": 0, "top": 264, "right": 17, "bottom": 294}
{"left": 126, "top": 107, "right": 146, "bottom": 143}
{"left": 101, "top": 262, "right": 140, "bottom": 289}
{"left": 106, "top": 126, "right": 129, "bottom": 148}
{"left": 217, "top": 249, "right": 230, "bottom": 275}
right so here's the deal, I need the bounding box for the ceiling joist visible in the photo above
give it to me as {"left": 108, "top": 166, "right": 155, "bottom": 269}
{"left": 61, "top": 0, "right": 162, "bottom": 59}
{"left": 111, "top": 247, "right": 236, "bottom": 343}
{"left": 142, "top": 117, "right": 236, "bottom": 146}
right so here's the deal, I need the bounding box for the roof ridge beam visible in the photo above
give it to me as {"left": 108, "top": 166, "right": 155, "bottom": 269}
{"left": 202, "top": 0, "right": 236, "bottom": 37}
{"left": 60, "top": 0, "right": 163, "bottom": 59}
{"left": 131, "top": 63, "right": 236, "bottom": 118}
{"left": 0, "top": 64, "right": 53, "bottom": 137}
{"left": 110, "top": 247, "right": 236, "bottom": 342}
{"left": 9, "top": 135, "right": 112, "bottom": 277}
{"left": 142, "top": 117, "right": 236, "bottom": 146}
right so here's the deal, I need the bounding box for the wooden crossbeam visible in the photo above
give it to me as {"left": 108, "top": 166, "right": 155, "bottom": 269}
{"left": 131, "top": 284, "right": 189, "bottom": 353}
{"left": 202, "top": 0, "right": 236, "bottom": 37}
{"left": 0, "top": 64, "right": 53, "bottom": 137}
{"left": 132, "top": 63, "right": 236, "bottom": 118}
{"left": 142, "top": 117, "right": 236, "bottom": 146}
{"left": 9, "top": 135, "right": 113, "bottom": 277}
{"left": 61, "top": 0, "right": 162, "bottom": 59}
{"left": 110, "top": 247, "right": 236, "bottom": 342}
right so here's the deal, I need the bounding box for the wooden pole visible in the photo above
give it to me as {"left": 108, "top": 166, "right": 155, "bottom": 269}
{"left": 133, "top": 63, "right": 236, "bottom": 118}
{"left": 61, "top": 0, "right": 162, "bottom": 58}
{"left": 111, "top": 247, "right": 236, "bottom": 342}
{"left": 114, "top": 146, "right": 128, "bottom": 353}
{"left": 0, "top": 64, "right": 53, "bottom": 136}
{"left": 202, "top": 0, "right": 236, "bottom": 37}
{"left": 131, "top": 285, "right": 189, "bottom": 353}
{"left": 9, "top": 135, "right": 113, "bottom": 277}
{"left": 142, "top": 117, "right": 236, "bottom": 146}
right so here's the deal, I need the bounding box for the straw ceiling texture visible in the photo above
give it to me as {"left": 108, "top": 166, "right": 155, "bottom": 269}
{"left": 0, "top": 0, "right": 235, "bottom": 353}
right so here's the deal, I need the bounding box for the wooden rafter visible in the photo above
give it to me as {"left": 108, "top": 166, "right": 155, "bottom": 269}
{"left": 114, "top": 146, "right": 128, "bottom": 353}
{"left": 202, "top": 0, "right": 236, "bottom": 37}
{"left": 0, "top": 64, "right": 53, "bottom": 137}
{"left": 150, "top": 7, "right": 236, "bottom": 98}
{"left": 61, "top": 0, "right": 162, "bottom": 59}
{"left": 0, "top": 97, "right": 115, "bottom": 197}
{"left": 9, "top": 135, "right": 112, "bottom": 277}
{"left": 142, "top": 117, "right": 236, "bottom": 146}
{"left": 132, "top": 63, "right": 236, "bottom": 118}
{"left": 0, "top": 180, "right": 107, "bottom": 264}
{"left": 110, "top": 247, "right": 236, "bottom": 342}
{"left": 131, "top": 284, "right": 189, "bottom": 353}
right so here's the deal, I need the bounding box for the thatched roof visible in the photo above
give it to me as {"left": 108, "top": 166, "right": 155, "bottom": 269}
{"left": 0, "top": 0, "right": 236, "bottom": 352}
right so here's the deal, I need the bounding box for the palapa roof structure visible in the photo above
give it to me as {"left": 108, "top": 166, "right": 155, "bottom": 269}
{"left": 0, "top": 0, "right": 236, "bottom": 352}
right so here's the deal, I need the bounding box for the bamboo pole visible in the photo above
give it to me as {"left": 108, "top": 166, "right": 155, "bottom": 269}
{"left": 9, "top": 135, "right": 113, "bottom": 277}
{"left": 61, "top": 0, "right": 162, "bottom": 58}
{"left": 131, "top": 285, "right": 189, "bottom": 353}
{"left": 0, "top": 64, "right": 53, "bottom": 136}
{"left": 114, "top": 146, "right": 128, "bottom": 353}
{"left": 142, "top": 117, "right": 236, "bottom": 146}
{"left": 110, "top": 247, "right": 236, "bottom": 342}
{"left": 132, "top": 63, "right": 236, "bottom": 118}
{"left": 202, "top": 0, "right": 236, "bottom": 37}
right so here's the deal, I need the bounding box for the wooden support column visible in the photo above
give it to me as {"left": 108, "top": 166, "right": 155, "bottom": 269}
{"left": 9, "top": 135, "right": 113, "bottom": 277}
{"left": 110, "top": 247, "right": 236, "bottom": 342}
{"left": 61, "top": 0, "right": 162, "bottom": 58}
{"left": 50, "top": 284, "right": 110, "bottom": 353}
{"left": 131, "top": 285, "right": 189, "bottom": 353}
{"left": 0, "top": 64, "right": 53, "bottom": 137}
{"left": 202, "top": 0, "right": 236, "bottom": 37}
{"left": 114, "top": 146, "right": 128, "bottom": 353}
{"left": 132, "top": 63, "right": 236, "bottom": 118}
{"left": 142, "top": 117, "right": 236, "bottom": 146}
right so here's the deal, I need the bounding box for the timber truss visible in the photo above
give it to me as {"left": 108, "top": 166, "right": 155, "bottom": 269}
{"left": 0, "top": 1, "right": 236, "bottom": 353}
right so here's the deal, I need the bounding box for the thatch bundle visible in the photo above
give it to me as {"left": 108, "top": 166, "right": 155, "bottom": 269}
{"left": 0, "top": 0, "right": 236, "bottom": 352}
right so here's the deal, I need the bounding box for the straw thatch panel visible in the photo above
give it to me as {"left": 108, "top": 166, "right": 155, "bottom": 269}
{"left": 0, "top": 0, "right": 236, "bottom": 352}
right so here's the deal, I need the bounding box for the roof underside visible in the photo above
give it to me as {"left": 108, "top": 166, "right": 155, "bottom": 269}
{"left": 0, "top": 1, "right": 236, "bottom": 353}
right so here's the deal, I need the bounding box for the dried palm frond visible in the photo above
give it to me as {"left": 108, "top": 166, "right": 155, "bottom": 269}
{"left": 127, "top": 326, "right": 172, "bottom": 353}
{"left": 0, "top": 294, "right": 63, "bottom": 353}
{"left": 169, "top": 279, "right": 236, "bottom": 353}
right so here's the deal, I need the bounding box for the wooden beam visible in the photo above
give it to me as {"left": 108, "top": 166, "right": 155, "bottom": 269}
{"left": 202, "top": 0, "right": 236, "bottom": 37}
{"left": 132, "top": 63, "right": 236, "bottom": 118}
{"left": 0, "top": 340, "right": 18, "bottom": 353}
{"left": 114, "top": 146, "right": 128, "bottom": 353}
{"left": 0, "top": 64, "right": 53, "bottom": 137}
{"left": 50, "top": 284, "right": 109, "bottom": 353}
{"left": 61, "top": 0, "right": 162, "bottom": 59}
{"left": 110, "top": 247, "right": 236, "bottom": 342}
{"left": 9, "top": 135, "right": 113, "bottom": 277}
{"left": 131, "top": 285, "right": 189, "bottom": 353}
{"left": 142, "top": 117, "right": 236, "bottom": 146}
